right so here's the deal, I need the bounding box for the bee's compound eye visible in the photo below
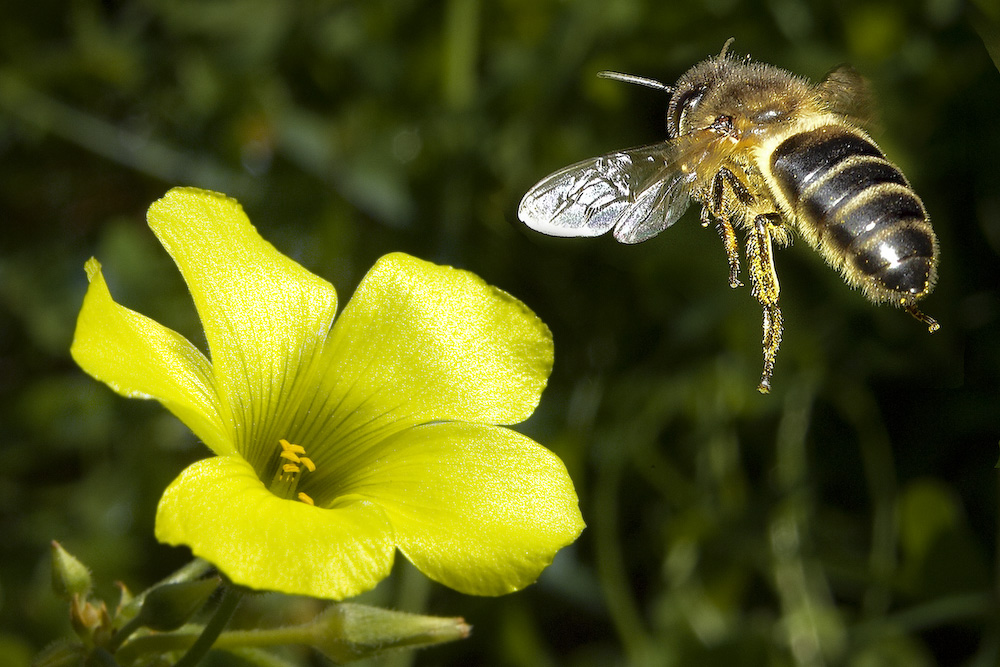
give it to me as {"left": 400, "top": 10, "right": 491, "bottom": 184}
{"left": 669, "top": 85, "right": 707, "bottom": 137}
{"left": 712, "top": 115, "right": 734, "bottom": 134}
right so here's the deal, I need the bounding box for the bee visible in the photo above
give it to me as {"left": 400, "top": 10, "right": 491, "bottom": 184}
{"left": 518, "top": 39, "right": 939, "bottom": 393}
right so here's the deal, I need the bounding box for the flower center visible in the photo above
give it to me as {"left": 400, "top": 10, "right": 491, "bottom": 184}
{"left": 269, "top": 439, "right": 316, "bottom": 505}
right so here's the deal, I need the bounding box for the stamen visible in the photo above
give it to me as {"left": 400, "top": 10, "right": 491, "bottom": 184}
{"left": 279, "top": 439, "right": 306, "bottom": 455}
{"left": 269, "top": 440, "right": 318, "bottom": 504}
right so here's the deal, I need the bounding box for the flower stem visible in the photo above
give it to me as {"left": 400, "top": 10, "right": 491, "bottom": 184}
{"left": 115, "top": 623, "right": 315, "bottom": 663}
{"left": 118, "top": 604, "right": 470, "bottom": 664}
{"left": 164, "top": 559, "right": 215, "bottom": 585}
{"left": 171, "top": 584, "right": 243, "bottom": 667}
{"left": 106, "top": 615, "right": 144, "bottom": 654}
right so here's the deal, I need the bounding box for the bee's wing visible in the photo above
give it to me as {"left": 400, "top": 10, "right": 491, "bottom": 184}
{"left": 518, "top": 142, "right": 692, "bottom": 243}
{"left": 816, "top": 64, "right": 877, "bottom": 129}
{"left": 611, "top": 166, "right": 691, "bottom": 244}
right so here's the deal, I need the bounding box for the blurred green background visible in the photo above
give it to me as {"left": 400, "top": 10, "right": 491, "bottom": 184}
{"left": 2, "top": 0, "right": 999, "bottom": 665}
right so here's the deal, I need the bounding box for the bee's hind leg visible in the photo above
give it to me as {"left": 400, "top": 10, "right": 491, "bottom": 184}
{"left": 746, "top": 213, "right": 784, "bottom": 393}
{"left": 905, "top": 302, "right": 940, "bottom": 333}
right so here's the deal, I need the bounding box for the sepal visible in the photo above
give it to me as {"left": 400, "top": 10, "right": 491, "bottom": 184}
{"left": 69, "top": 597, "right": 111, "bottom": 649}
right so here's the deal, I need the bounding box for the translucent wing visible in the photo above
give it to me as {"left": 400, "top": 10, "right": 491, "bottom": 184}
{"left": 518, "top": 142, "right": 693, "bottom": 244}
{"left": 816, "top": 64, "right": 877, "bottom": 129}
{"left": 611, "top": 167, "right": 691, "bottom": 244}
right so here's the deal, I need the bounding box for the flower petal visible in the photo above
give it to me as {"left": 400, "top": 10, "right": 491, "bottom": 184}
{"left": 155, "top": 456, "right": 396, "bottom": 600}
{"left": 146, "top": 188, "right": 340, "bottom": 471}
{"left": 333, "top": 422, "right": 584, "bottom": 596}
{"left": 304, "top": 253, "right": 553, "bottom": 474}
{"left": 70, "top": 259, "right": 230, "bottom": 454}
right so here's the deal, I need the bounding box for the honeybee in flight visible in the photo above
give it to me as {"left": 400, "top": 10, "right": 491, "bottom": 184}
{"left": 518, "top": 39, "right": 939, "bottom": 393}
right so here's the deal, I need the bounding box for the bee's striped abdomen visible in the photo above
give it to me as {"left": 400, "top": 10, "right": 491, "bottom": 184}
{"left": 769, "top": 125, "right": 937, "bottom": 302}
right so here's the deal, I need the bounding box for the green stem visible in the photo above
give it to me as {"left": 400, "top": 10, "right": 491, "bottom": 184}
{"left": 441, "top": 0, "right": 479, "bottom": 109}
{"left": 213, "top": 626, "right": 316, "bottom": 650}
{"left": 171, "top": 585, "right": 243, "bottom": 667}
{"left": 593, "top": 455, "right": 652, "bottom": 666}
{"left": 106, "top": 616, "right": 145, "bottom": 655}
{"left": 117, "top": 622, "right": 316, "bottom": 664}
{"left": 834, "top": 382, "right": 898, "bottom": 618}
{"left": 853, "top": 591, "right": 993, "bottom": 638}
{"left": 769, "top": 381, "right": 831, "bottom": 667}
{"left": 164, "top": 559, "right": 215, "bottom": 585}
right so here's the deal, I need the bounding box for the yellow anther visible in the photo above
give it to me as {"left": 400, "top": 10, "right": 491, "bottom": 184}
{"left": 270, "top": 439, "right": 319, "bottom": 501}
{"left": 279, "top": 439, "right": 306, "bottom": 455}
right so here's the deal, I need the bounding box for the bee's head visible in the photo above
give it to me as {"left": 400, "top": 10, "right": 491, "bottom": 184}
{"left": 666, "top": 41, "right": 737, "bottom": 138}
{"left": 667, "top": 41, "right": 809, "bottom": 139}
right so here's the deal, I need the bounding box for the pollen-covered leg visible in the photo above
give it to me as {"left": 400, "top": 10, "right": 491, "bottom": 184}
{"left": 715, "top": 214, "right": 743, "bottom": 288}
{"left": 706, "top": 168, "right": 754, "bottom": 289}
{"left": 700, "top": 206, "right": 742, "bottom": 286}
{"left": 746, "top": 214, "right": 784, "bottom": 393}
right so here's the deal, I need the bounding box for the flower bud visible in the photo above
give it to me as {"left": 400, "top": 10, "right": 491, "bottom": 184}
{"left": 50, "top": 541, "right": 92, "bottom": 600}
{"left": 309, "top": 603, "right": 470, "bottom": 662}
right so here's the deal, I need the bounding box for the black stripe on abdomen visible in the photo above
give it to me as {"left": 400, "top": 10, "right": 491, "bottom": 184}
{"left": 770, "top": 126, "right": 883, "bottom": 205}
{"left": 770, "top": 127, "right": 924, "bottom": 250}
{"left": 800, "top": 158, "right": 907, "bottom": 224}
{"left": 770, "top": 125, "right": 935, "bottom": 297}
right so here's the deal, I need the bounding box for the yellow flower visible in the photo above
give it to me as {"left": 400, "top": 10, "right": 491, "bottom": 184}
{"left": 71, "top": 187, "right": 583, "bottom": 600}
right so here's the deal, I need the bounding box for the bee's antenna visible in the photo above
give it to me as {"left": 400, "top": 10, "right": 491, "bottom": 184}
{"left": 719, "top": 37, "right": 736, "bottom": 58}
{"left": 597, "top": 71, "right": 673, "bottom": 93}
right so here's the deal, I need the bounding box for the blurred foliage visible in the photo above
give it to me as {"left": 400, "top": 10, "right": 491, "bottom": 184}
{"left": 1, "top": 0, "right": 999, "bottom": 665}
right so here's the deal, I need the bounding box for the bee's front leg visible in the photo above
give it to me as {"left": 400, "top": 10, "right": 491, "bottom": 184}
{"left": 746, "top": 212, "right": 784, "bottom": 393}
{"left": 705, "top": 167, "right": 753, "bottom": 289}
